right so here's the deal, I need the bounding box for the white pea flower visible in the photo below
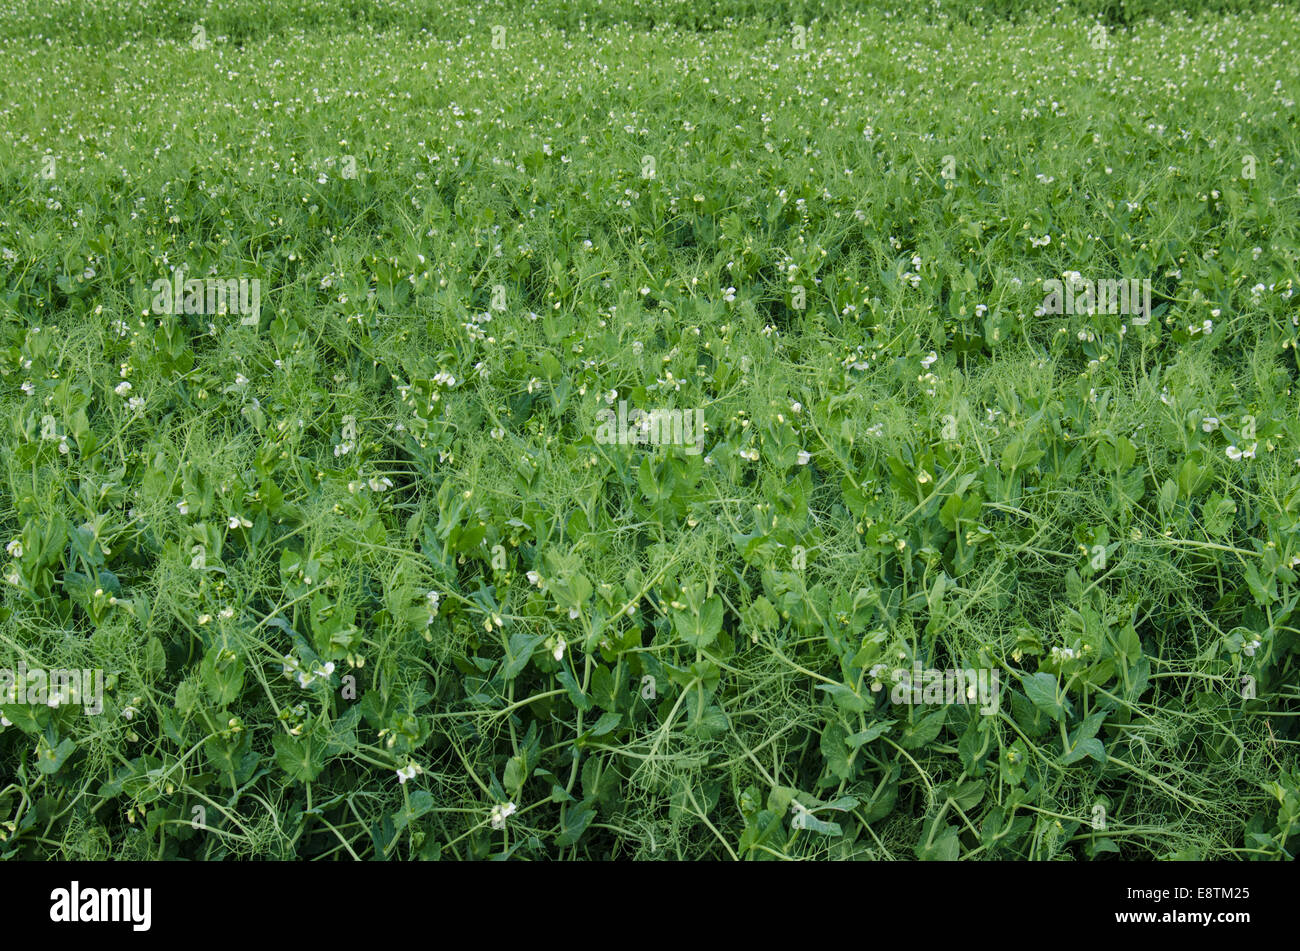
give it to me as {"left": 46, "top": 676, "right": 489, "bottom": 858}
{"left": 869, "top": 664, "right": 888, "bottom": 692}
{"left": 490, "top": 801, "right": 517, "bottom": 829}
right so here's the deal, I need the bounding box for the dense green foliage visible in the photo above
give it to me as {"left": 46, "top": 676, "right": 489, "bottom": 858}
{"left": 1, "top": 1, "right": 1298, "bottom": 859}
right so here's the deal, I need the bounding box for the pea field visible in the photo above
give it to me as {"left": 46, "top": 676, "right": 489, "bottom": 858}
{"left": 1, "top": 0, "right": 1299, "bottom": 861}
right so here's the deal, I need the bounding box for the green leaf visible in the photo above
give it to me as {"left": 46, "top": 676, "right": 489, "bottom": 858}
{"left": 502, "top": 632, "right": 542, "bottom": 681}
{"left": 37, "top": 737, "right": 76, "bottom": 774}
{"left": 589, "top": 665, "right": 619, "bottom": 712}
{"left": 1086, "top": 837, "right": 1121, "bottom": 857}
{"left": 273, "top": 733, "right": 325, "bottom": 783}
{"left": 1073, "top": 710, "right": 1107, "bottom": 744}
{"left": 504, "top": 756, "right": 528, "bottom": 795}
{"left": 200, "top": 646, "right": 245, "bottom": 707}
{"left": 820, "top": 722, "right": 853, "bottom": 780}
{"left": 846, "top": 720, "right": 895, "bottom": 748}
{"left": 1061, "top": 737, "right": 1106, "bottom": 765}
{"left": 1002, "top": 434, "right": 1044, "bottom": 471}
{"left": 556, "top": 801, "right": 595, "bottom": 846}
{"left": 0, "top": 701, "right": 43, "bottom": 735}
{"left": 1022, "top": 672, "right": 1070, "bottom": 722}
{"left": 1177, "top": 453, "right": 1209, "bottom": 498}
{"left": 588, "top": 710, "right": 623, "bottom": 737}
{"left": 1116, "top": 623, "right": 1142, "bottom": 663}
{"left": 746, "top": 595, "right": 780, "bottom": 631}
{"left": 900, "top": 706, "right": 947, "bottom": 749}
{"left": 816, "top": 682, "right": 869, "bottom": 713}
{"left": 821, "top": 796, "right": 860, "bottom": 812}
{"left": 673, "top": 595, "right": 724, "bottom": 649}
{"left": 791, "top": 809, "right": 842, "bottom": 836}
{"left": 556, "top": 668, "right": 592, "bottom": 712}
{"left": 916, "top": 823, "right": 961, "bottom": 860}
{"left": 394, "top": 790, "right": 435, "bottom": 833}
{"left": 951, "top": 780, "right": 986, "bottom": 810}
{"left": 203, "top": 731, "right": 258, "bottom": 787}
{"left": 1000, "top": 739, "right": 1028, "bottom": 786}
{"left": 1126, "top": 654, "right": 1151, "bottom": 702}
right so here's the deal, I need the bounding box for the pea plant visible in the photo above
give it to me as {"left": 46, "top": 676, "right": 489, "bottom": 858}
{"left": 0, "top": 0, "right": 1297, "bottom": 860}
